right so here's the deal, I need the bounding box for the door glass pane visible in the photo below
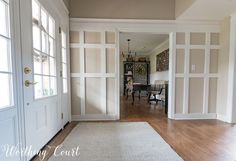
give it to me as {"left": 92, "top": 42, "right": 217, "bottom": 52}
{"left": 41, "top": 8, "right": 47, "bottom": 32}
{"left": 33, "top": 50, "right": 41, "bottom": 74}
{"left": 32, "top": 0, "right": 57, "bottom": 99}
{"left": 0, "top": 1, "right": 8, "bottom": 37}
{"left": 63, "top": 78, "right": 67, "bottom": 93}
{"left": 32, "top": 0, "right": 39, "bottom": 22}
{"left": 0, "top": 37, "right": 10, "bottom": 72}
{"left": 49, "top": 17, "right": 55, "bottom": 37}
{"left": 50, "top": 57, "right": 56, "bottom": 76}
{"left": 62, "top": 63, "right": 67, "bottom": 78}
{"left": 61, "top": 31, "right": 67, "bottom": 93}
{"left": 0, "top": 73, "right": 11, "bottom": 108}
{"left": 49, "top": 37, "right": 54, "bottom": 56}
{"left": 61, "top": 32, "right": 66, "bottom": 47}
{"left": 41, "top": 31, "right": 48, "bottom": 53}
{"left": 62, "top": 48, "right": 66, "bottom": 63}
{"left": 42, "top": 76, "right": 50, "bottom": 96}
{"left": 50, "top": 77, "right": 57, "bottom": 95}
{"left": 0, "top": 0, "right": 12, "bottom": 109}
{"left": 42, "top": 54, "right": 49, "bottom": 75}
{"left": 33, "top": 25, "right": 40, "bottom": 50}
{"left": 34, "top": 75, "right": 42, "bottom": 99}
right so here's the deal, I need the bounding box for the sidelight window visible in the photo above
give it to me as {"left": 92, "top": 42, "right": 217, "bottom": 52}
{"left": 0, "top": 0, "right": 13, "bottom": 109}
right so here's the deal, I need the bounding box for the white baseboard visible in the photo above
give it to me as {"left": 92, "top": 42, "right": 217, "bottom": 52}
{"left": 72, "top": 114, "right": 118, "bottom": 121}
{"left": 217, "top": 114, "right": 236, "bottom": 123}
{"left": 174, "top": 113, "right": 217, "bottom": 120}
{"left": 217, "top": 114, "right": 229, "bottom": 122}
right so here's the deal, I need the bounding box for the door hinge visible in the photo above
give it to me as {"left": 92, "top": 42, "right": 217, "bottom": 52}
{"left": 61, "top": 113, "right": 63, "bottom": 120}
{"left": 59, "top": 27, "right": 61, "bottom": 34}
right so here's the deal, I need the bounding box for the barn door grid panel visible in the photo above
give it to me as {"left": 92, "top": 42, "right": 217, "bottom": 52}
{"left": 175, "top": 32, "right": 219, "bottom": 119}
{"left": 70, "top": 30, "right": 118, "bottom": 120}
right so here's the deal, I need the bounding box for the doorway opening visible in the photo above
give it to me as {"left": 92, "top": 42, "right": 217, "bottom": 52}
{"left": 119, "top": 32, "right": 170, "bottom": 121}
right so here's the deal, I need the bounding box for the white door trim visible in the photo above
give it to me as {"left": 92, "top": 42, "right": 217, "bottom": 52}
{"left": 227, "top": 13, "right": 236, "bottom": 123}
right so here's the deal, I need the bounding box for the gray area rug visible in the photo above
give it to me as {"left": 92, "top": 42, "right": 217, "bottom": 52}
{"left": 49, "top": 122, "right": 183, "bottom": 161}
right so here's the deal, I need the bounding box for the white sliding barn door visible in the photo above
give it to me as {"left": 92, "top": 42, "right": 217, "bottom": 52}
{"left": 70, "top": 29, "right": 119, "bottom": 120}
{"left": 0, "top": 0, "right": 21, "bottom": 160}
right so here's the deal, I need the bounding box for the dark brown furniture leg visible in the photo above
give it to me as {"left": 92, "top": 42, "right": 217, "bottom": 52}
{"left": 132, "top": 91, "right": 135, "bottom": 105}
{"left": 139, "top": 90, "right": 141, "bottom": 100}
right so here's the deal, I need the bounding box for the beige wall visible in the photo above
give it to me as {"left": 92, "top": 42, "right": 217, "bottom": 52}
{"left": 209, "top": 78, "right": 218, "bottom": 113}
{"left": 175, "top": 0, "right": 196, "bottom": 18}
{"left": 217, "top": 17, "right": 230, "bottom": 116}
{"left": 189, "top": 78, "right": 204, "bottom": 113}
{"left": 175, "top": 78, "right": 184, "bottom": 114}
{"left": 69, "top": 0, "right": 175, "bottom": 20}
{"left": 149, "top": 40, "right": 169, "bottom": 84}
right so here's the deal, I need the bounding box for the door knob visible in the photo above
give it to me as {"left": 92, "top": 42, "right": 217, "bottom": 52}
{"left": 25, "top": 80, "right": 38, "bottom": 87}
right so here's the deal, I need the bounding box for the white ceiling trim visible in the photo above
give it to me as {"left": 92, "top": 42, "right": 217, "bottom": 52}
{"left": 70, "top": 18, "right": 220, "bottom": 33}
{"left": 70, "top": 18, "right": 220, "bottom": 25}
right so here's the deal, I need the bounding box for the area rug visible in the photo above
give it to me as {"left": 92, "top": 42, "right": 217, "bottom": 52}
{"left": 48, "top": 122, "right": 183, "bottom": 161}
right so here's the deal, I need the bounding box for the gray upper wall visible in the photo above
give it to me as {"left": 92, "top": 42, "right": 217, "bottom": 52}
{"left": 69, "top": 0, "right": 175, "bottom": 20}
{"left": 175, "top": 0, "right": 196, "bottom": 18}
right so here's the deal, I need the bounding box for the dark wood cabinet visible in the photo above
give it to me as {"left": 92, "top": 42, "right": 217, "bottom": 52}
{"left": 123, "top": 61, "right": 150, "bottom": 95}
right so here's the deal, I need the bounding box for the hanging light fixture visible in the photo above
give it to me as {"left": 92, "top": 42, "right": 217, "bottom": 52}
{"left": 123, "top": 39, "right": 137, "bottom": 61}
{"left": 127, "top": 39, "right": 131, "bottom": 55}
{"left": 127, "top": 39, "right": 136, "bottom": 55}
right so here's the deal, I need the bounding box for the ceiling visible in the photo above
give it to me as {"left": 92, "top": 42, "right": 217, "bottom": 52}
{"left": 119, "top": 33, "right": 169, "bottom": 56}
{"left": 177, "top": 0, "right": 236, "bottom": 20}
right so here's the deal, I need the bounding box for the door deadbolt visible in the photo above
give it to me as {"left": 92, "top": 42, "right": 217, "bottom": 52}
{"left": 24, "top": 67, "right": 32, "bottom": 74}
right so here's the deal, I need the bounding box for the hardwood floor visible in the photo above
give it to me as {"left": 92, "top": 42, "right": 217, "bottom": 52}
{"left": 33, "top": 96, "right": 236, "bottom": 161}
{"left": 121, "top": 96, "right": 236, "bottom": 161}
{"left": 31, "top": 122, "right": 78, "bottom": 161}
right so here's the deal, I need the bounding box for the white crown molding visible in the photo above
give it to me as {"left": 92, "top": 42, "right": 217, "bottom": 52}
{"left": 70, "top": 18, "right": 220, "bottom": 33}
{"left": 70, "top": 18, "right": 220, "bottom": 25}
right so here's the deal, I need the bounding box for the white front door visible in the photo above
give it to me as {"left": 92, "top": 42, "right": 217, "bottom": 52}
{"left": 20, "top": 0, "right": 62, "bottom": 159}
{"left": 0, "top": 0, "right": 21, "bottom": 161}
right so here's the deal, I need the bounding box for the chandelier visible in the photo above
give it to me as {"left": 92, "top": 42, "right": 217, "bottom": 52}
{"left": 127, "top": 39, "right": 136, "bottom": 56}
